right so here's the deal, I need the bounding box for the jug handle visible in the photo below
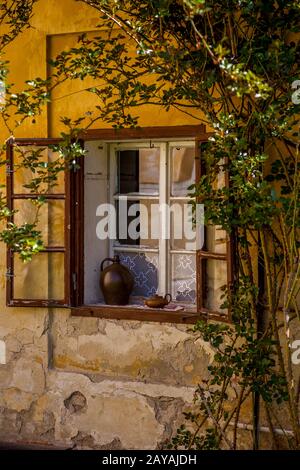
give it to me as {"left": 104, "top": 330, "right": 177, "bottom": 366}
{"left": 164, "top": 293, "right": 172, "bottom": 304}
{"left": 101, "top": 257, "right": 116, "bottom": 271}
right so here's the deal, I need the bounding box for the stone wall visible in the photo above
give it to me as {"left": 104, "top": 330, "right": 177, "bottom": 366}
{"left": 1, "top": 308, "right": 296, "bottom": 449}
{"left": 0, "top": 309, "right": 214, "bottom": 449}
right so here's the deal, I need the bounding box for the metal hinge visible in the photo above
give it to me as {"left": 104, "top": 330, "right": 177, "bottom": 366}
{"left": 6, "top": 164, "right": 14, "bottom": 175}
{"left": 72, "top": 272, "right": 77, "bottom": 291}
{"left": 5, "top": 268, "right": 14, "bottom": 279}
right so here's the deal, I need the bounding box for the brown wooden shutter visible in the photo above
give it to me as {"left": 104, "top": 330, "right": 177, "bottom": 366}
{"left": 6, "top": 138, "right": 71, "bottom": 307}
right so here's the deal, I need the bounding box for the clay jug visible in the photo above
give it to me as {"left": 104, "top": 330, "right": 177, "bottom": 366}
{"left": 100, "top": 255, "right": 134, "bottom": 305}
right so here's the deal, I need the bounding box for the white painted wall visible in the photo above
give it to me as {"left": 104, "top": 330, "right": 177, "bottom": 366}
{"left": 84, "top": 141, "right": 109, "bottom": 304}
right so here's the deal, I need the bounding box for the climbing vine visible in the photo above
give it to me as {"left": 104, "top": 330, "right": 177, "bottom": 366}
{"left": 1, "top": 0, "right": 300, "bottom": 448}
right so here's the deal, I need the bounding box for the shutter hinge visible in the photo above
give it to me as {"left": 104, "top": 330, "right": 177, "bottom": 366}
{"left": 6, "top": 268, "right": 14, "bottom": 279}
{"left": 72, "top": 272, "right": 77, "bottom": 291}
{"left": 6, "top": 164, "right": 14, "bottom": 175}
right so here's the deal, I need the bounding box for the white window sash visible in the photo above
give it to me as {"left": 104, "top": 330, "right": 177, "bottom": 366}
{"left": 108, "top": 140, "right": 195, "bottom": 300}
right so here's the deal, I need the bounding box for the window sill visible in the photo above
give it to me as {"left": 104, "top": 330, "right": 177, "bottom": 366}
{"left": 71, "top": 304, "right": 199, "bottom": 324}
{"left": 71, "top": 304, "right": 228, "bottom": 324}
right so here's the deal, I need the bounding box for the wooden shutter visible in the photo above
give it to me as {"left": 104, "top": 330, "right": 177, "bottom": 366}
{"left": 196, "top": 139, "right": 234, "bottom": 322}
{"left": 6, "top": 138, "right": 71, "bottom": 307}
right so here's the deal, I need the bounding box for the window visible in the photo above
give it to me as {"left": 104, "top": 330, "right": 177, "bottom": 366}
{"left": 6, "top": 138, "right": 70, "bottom": 307}
{"left": 110, "top": 141, "right": 196, "bottom": 305}
{"left": 83, "top": 140, "right": 197, "bottom": 310}
{"left": 6, "top": 126, "right": 233, "bottom": 323}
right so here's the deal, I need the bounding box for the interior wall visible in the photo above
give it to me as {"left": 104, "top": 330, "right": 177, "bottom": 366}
{"left": 84, "top": 141, "right": 108, "bottom": 304}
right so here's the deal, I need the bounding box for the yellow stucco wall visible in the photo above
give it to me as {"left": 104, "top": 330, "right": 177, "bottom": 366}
{"left": 0, "top": 0, "right": 206, "bottom": 302}
{"left": 48, "top": 31, "right": 204, "bottom": 135}
{"left": 0, "top": 0, "right": 208, "bottom": 304}
{"left": 0, "top": 0, "right": 284, "bottom": 450}
{"left": 0, "top": 0, "right": 217, "bottom": 449}
{"left": 2, "top": 0, "right": 204, "bottom": 140}
{"left": 1, "top": 0, "right": 100, "bottom": 138}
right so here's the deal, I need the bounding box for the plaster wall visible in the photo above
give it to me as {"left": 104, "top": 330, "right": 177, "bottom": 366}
{"left": 0, "top": 0, "right": 211, "bottom": 449}
{"left": 0, "top": 0, "right": 291, "bottom": 449}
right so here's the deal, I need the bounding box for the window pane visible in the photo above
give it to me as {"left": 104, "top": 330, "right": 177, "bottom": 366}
{"left": 115, "top": 199, "right": 159, "bottom": 248}
{"left": 206, "top": 224, "right": 227, "bottom": 254}
{"left": 118, "top": 252, "right": 158, "bottom": 297}
{"left": 13, "top": 252, "right": 65, "bottom": 300}
{"left": 171, "top": 147, "right": 195, "bottom": 196}
{"left": 14, "top": 199, "right": 65, "bottom": 247}
{"left": 170, "top": 201, "right": 196, "bottom": 251}
{"left": 118, "top": 148, "right": 159, "bottom": 195}
{"left": 171, "top": 253, "right": 196, "bottom": 304}
{"left": 48, "top": 200, "right": 65, "bottom": 246}
{"left": 13, "top": 146, "right": 65, "bottom": 194}
{"left": 48, "top": 148, "right": 65, "bottom": 194}
{"left": 203, "top": 259, "right": 227, "bottom": 313}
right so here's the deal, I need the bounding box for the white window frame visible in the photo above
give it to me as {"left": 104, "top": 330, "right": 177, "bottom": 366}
{"left": 168, "top": 141, "right": 196, "bottom": 304}
{"left": 108, "top": 140, "right": 196, "bottom": 303}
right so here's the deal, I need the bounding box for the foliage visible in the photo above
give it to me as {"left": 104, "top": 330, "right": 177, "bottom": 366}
{"left": 60, "top": 0, "right": 299, "bottom": 449}
{"left": 170, "top": 280, "right": 290, "bottom": 449}
{"left": 0, "top": 1, "right": 46, "bottom": 261}
{"left": 0, "top": 0, "right": 37, "bottom": 49}
{"left": 0, "top": 222, "right": 43, "bottom": 262}
{"left": 0, "top": 1, "right": 87, "bottom": 261}
{"left": 0, "top": 0, "right": 300, "bottom": 449}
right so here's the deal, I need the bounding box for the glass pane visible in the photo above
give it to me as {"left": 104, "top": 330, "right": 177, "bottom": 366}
{"left": 171, "top": 146, "right": 195, "bottom": 196}
{"left": 13, "top": 146, "right": 65, "bottom": 194}
{"left": 171, "top": 253, "right": 196, "bottom": 304}
{"left": 115, "top": 199, "right": 159, "bottom": 248}
{"left": 13, "top": 252, "right": 65, "bottom": 300}
{"left": 118, "top": 148, "right": 159, "bottom": 195}
{"left": 48, "top": 148, "right": 65, "bottom": 194}
{"left": 117, "top": 252, "right": 158, "bottom": 297}
{"left": 170, "top": 201, "right": 196, "bottom": 250}
{"left": 203, "top": 259, "right": 227, "bottom": 313}
{"left": 206, "top": 225, "right": 227, "bottom": 253}
{"left": 139, "top": 148, "right": 159, "bottom": 194}
{"left": 14, "top": 199, "right": 65, "bottom": 247}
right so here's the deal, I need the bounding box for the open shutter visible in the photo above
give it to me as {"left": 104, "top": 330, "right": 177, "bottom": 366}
{"left": 6, "top": 138, "right": 71, "bottom": 307}
{"left": 196, "top": 139, "right": 233, "bottom": 322}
